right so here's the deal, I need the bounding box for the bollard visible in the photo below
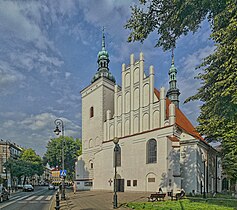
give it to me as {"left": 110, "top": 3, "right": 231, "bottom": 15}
{"left": 55, "top": 191, "right": 60, "bottom": 210}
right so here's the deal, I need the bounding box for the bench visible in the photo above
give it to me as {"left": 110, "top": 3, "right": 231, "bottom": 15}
{"left": 147, "top": 193, "right": 166, "bottom": 202}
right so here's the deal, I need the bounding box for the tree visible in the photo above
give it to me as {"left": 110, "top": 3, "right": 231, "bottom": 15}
{"left": 44, "top": 136, "right": 81, "bottom": 180}
{"left": 4, "top": 148, "right": 44, "bottom": 185}
{"left": 125, "top": 0, "right": 237, "bottom": 179}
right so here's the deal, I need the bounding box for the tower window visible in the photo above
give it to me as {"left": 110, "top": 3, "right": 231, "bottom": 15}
{"left": 90, "top": 106, "right": 94, "bottom": 118}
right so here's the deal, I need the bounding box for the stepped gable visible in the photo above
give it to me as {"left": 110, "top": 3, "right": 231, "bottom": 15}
{"left": 154, "top": 88, "right": 204, "bottom": 141}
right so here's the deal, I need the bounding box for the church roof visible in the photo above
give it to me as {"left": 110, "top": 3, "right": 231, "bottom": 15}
{"left": 154, "top": 88, "right": 204, "bottom": 141}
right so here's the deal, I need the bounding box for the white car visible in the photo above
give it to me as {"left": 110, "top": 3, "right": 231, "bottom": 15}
{"left": 23, "top": 184, "right": 34, "bottom": 192}
{"left": 48, "top": 184, "right": 55, "bottom": 190}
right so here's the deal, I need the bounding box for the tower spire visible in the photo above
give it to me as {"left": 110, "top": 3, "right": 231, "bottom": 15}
{"left": 171, "top": 47, "right": 174, "bottom": 65}
{"left": 91, "top": 27, "right": 115, "bottom": 84}
{"left": 166, "top": 49, "right": 180, "bottom": 108}
{"left": 102, "top": 27, "right": 105, "bottom": 51}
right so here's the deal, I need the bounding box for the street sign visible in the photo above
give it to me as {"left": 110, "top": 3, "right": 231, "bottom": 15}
{"left": 60, "top": 170, "right": 67, "bottom": 177}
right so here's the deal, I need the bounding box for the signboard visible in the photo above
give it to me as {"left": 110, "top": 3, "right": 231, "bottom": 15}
{"left": 60, "top": 170, "right": 67, "bottom": 177}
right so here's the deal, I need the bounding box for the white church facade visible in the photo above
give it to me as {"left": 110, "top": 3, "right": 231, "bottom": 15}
{"left": 75, "top": 32, "right": 222, "bottom": 194}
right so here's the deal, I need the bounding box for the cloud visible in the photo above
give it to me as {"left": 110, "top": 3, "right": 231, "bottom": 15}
{"left": 0, "top": 112, "right": 81, "bottom": 156}
{"left": 65, "top": 72, "right": 71, "bottom": 79}
{"left": 0, "top": 67, "right": 25, "bottom": 86}
{"left": 0, "top": 1, "right": 52, "bottom": 50}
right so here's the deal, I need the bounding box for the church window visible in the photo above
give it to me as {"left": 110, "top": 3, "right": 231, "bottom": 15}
{"left": 147, "top": 139, "right": 157, "bottom": 164}
{"left": 127, "top": 180, "right": 131, "bottom": 186}
{"left": 133, "top": 180, "right": 137, "bottom": 186}
{"left": 91, "top": 163, "right": 93, "bottom": 169}
{"left": 90, "top": 106, "right": 94, "bottom": 118}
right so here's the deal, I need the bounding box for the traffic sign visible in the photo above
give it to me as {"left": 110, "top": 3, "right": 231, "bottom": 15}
{"left": 60, "top": 169, "right": 67, "bottom": 177}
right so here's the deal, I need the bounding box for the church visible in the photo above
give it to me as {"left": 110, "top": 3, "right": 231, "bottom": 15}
{"left": 75, "top": 31, "right": 222, "bottom": 194}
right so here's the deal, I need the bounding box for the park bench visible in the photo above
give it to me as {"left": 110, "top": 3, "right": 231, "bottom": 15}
{"left": 147, "top": 193, "right": 166, "bottom": 202}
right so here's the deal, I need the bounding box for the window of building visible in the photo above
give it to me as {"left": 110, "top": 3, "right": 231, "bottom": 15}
{"left": 148, "top": 178, "right": 155, "bottom": 182}
{"left": 127, "top": 180, "right": 131, "bottom": 186}
{"left": 84, "top": 182, "right": 93, "bottom": 186}
{"left": 90, "top": 106, "right": 94, "bottom": 118}
{"left": 133, "top": 180, "right": 137, "bottom": 186}
{"left": 147, "top": 139, "right": 157, "bottom": 164}
{"left": 90, "top": 163, "right": 93, "bottom": 169}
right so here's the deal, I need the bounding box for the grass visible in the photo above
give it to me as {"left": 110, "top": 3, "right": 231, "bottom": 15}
{"left": 125, "top": 198, "right": 237, "bottom": 210}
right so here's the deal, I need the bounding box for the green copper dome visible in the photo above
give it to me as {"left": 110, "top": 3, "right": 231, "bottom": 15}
{"left": 97, "top": 49, "right": 109, "bottom": 61}
{"left": 97, "top": 29, "right": 109, "bottom": 61}
{"left": 167, "top": 49, "right": 180, "bottom": 108}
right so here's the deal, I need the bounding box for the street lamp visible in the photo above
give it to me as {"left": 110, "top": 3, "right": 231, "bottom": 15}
{"left": 54, "top": 119, "right": 66, "bottom": 200}
{"left": 113, "top": 137, "right": 119, "bottom": 209}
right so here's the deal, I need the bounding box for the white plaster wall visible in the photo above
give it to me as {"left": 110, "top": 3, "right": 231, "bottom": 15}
{"left": 180, "top": 141, "right": 198, "bottom": 193}
{"left": 80, "top": 78, "right": 115, "bottom": 179}
{"left": 93, "top": 126, "right": 174, "bottom": 192}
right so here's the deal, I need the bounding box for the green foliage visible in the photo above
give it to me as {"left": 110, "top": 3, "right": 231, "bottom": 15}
{"left": 4, "top": 148, "right": 44, "bottom": 183}
{"left": 125, "top": 0, "right": 227, "bottom": 50}
{"left": 44, "top": 136, "right": 81, "bottom": 180}
{"left": 126, "top": 199, "right": 237, "bottom": 210}
{"left": 126, "top": 0, "right": 237, "bottom": 179}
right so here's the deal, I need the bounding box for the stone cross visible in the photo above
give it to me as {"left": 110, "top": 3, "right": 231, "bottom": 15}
{"left": 108, "top": 178, "right": 113, "bottom": 186}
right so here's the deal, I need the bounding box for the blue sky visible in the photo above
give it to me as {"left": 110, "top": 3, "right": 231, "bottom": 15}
{"left": 0, "top": 0, "right": 215, "bottom": 156}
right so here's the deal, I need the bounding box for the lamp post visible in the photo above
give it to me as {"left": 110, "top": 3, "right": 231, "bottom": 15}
{"left": 113, "top": 137, "right": 119, "bottom": 209}
{"left": 54, "top": 119, "right": 66, "bottom": 200}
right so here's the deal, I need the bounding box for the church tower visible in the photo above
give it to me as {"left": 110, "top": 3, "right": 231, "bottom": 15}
{"left": 166, "top": 50, "right": 180, "bottom": 108}
{"left": 80, "top": 29, "right": 115, "bottom": 177}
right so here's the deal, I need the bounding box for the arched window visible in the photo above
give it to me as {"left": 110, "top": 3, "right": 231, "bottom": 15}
{"left": 90, "top": 106, "right": 94, "bottom": 118}
{"left": 147, "top": 139, "right": 157, "bottom": 164}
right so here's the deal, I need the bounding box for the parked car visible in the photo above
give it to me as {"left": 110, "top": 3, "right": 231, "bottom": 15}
{"left": 23, "top": 184, "right": 34, "bottom": 192}
{"left": 48, "top": 184, "right": 55, "bottom": 190}
{"left": 17, "top": 184, "right": 23, "bottom": 189}
{"left": 0, "top": 187, "right": 9, "bottom": 202}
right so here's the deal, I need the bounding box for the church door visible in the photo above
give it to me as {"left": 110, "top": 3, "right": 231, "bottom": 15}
{"left": 117, "top": 179, "right": 124, "bottom": 192}
{"left": 114, "top": 179, "right": 124, "bottom": 192}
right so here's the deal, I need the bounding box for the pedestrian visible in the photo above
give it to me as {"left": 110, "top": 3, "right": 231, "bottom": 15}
{"left": 73, "top": 181, "right": 77, "bottom": 194}
{"left": 158, "top": 187, "right": 163, "bottom": 194}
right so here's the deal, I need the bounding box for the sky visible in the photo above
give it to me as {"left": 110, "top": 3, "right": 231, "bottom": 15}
{"left": 0, "top": 0, "right": 215, "bottom": 156}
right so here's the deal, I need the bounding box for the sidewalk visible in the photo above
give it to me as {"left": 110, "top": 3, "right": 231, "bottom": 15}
{"left": 50, "top": 189, "right": 151, "bottom": 210}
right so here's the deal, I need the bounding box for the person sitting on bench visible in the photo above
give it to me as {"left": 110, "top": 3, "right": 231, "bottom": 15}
{"left": 158, "top": 187, "right": 163, "bottom": 194}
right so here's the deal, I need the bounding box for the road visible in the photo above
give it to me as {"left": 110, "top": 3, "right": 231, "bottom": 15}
{"left": 0, "top": 186, "right": 56, "bottom": 210}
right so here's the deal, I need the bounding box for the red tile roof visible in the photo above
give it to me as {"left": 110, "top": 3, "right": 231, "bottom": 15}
{"left": 154, "top": 88, "right": 204, "bottom": 141}
{"left": 167, "top": 136, "right": 180, "bottom": 142}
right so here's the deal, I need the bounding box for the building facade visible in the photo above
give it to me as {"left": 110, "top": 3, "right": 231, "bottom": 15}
{"left": 0, "top": 139, "right": 22, "bottom": 188}
{"left": 75, "top": 33, "right": 221, "bottom": 194}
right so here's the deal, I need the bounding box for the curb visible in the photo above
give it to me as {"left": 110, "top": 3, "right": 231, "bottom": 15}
{"left": 49, "top": 193, "right": 56, "bottom": 210}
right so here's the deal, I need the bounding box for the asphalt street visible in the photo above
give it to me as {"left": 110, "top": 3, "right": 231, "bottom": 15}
{"left": 0, "top": 186, "right": 56, "bottom": 210}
